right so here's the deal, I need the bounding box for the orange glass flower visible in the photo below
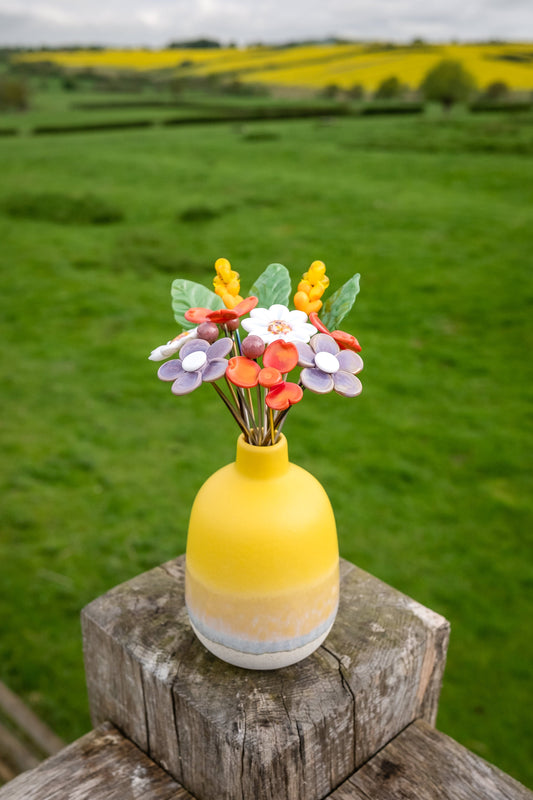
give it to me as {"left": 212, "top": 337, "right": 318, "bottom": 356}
{"left": 226, "top": 356, "right": 261, "bottom": 388}
{"left": 258, "top": 366, "right": 283, "bottom": 388}
{"left": 263, "top": 340, "right": 299, "bottom": 373}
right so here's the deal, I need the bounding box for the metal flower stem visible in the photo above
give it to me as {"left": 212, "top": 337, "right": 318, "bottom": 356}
{"left": 247, "top": 387, "right": 261, "bottom": 444}
{"left": 211, "top": 383, "right": 250, "bottom": 440}
{"left": 225, "top": 376, "right": 248, "bottom": 430}
{"left": 273, "top": 407, "right": 291, "bottom": 439}
{"left": 226, "top": 325, "right": 240, "bottom": 358}
{"left": 269, "top": 407, "right": 276, "bottom": 446}
{"left": 256, "top": 384, "right": 264, "bottom": 441}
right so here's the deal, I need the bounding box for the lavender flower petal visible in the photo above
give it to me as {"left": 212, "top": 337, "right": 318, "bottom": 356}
{"left": 295, "top": 341, "right": 315, "bottom": 368}
{"left": 310, "top": 333, "right": 339, "bottom": 355}
{"left": 180, "top": 338, "right": 209, "bottom": 358}
{"left": 300, "top": 367, "right": 334, "bottom": 394}
{"left": 207, "top": 337, "right": 233, "bottom": 359}
{"left": 336, "top": 350, "right": 364, "bottom": 375}
{"left": 157, "top": 359, "right": 183, "bottom": 382}
{"left": 333, "top": 371, "right": 363, "bottom": 398}
{"left": 202, "top": 358, "right": 228, "bottom": 383}
{"left": 171, "top": 370, "right": 203, "bottom": 395}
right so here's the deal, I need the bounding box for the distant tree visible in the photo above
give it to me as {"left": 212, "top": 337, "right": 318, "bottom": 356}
{"left": 483, "top": 80, "right": 509, "bottom": 101}
{"left": 347, "top": 83, "right": 365, "bottom": 101}
{"left": 374, "top": 75, "right": 402, "bottom": 100}
{"left": 420, "top": 59, "right": 476, "bottom": 110}
{"left": 321, "top": 83, "right": 340, "bottom": 100}
{"left": 168, "top": 38, "right": 221, "bottom": 49}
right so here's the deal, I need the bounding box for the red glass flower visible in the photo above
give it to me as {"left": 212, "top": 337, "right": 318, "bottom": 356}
{"left": 309, "top": 312, "right": 362, "bottom": 353}
{"left": 185, "top": 296, "right": 258, "bottom": 325}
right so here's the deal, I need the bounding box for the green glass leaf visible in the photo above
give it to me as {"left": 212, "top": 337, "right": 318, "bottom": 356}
{"left": 321, "top": 274, "right": 361, "bottom": 331}
{"left": 171, "top": 279, "right": 223, "bottom": 330}
{"left": 249, "top": 263, "right": 291, "bottom": 309}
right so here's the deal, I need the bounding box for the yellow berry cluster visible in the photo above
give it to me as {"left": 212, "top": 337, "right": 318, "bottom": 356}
{"left": 293, "top": 261, "right": 329, "bottom": 315}
{"left": 213, "top": 258, "right": 243, "bottom": 309}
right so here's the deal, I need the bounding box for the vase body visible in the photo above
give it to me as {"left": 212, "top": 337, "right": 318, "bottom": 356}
{"left": 185, "top": 434, "right": 339, "bottom": 669}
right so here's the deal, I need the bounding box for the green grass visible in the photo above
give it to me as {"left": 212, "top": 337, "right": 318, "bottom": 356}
{"left": 0, "top": 109, "right": 532, "bottom": 787}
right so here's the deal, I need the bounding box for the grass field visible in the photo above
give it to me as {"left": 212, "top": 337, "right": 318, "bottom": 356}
{"left": 0, "top": 106, "right": 532, "bottom": 787}
{"left": 16, "top": 41, "right": 533, "bottom": 91}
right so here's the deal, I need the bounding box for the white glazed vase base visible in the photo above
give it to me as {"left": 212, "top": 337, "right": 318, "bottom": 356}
{"left": 190, "top": 619, "right": 335, "bottom": 670}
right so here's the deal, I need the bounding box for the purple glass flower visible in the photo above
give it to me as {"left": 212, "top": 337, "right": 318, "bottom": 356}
{"left": 157, "top": 337, "right": 233, "bottom": 396}
{"left": 296, "top": 333, "right": 363, "bottom": 397}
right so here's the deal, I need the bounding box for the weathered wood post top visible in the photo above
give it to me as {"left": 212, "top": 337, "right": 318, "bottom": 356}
{"left": 82, "top": 556, "right": 449, "bottom": 800}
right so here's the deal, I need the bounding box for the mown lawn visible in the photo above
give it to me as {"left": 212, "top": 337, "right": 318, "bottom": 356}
{"left": 0, "top": 110, "right": 532, "bottom": 786}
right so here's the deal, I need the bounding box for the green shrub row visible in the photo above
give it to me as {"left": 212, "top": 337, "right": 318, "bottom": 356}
{"left": 33, "top": 119, "right": 155, "bottom": 135}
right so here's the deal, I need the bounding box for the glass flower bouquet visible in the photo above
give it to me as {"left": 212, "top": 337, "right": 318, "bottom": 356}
{"left": 150, "top": 259, "right": 363, "bottom": 446}
{"left": 149, "top": 259, "right": 364, "bottom": 668}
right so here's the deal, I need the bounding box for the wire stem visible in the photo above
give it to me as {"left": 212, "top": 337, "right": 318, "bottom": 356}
{"left": 212, "top": 383, "right": 250, "bottom": 439}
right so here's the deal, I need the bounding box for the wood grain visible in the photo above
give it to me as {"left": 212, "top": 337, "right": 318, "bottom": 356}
{"left": 0, "top": 722, "right": 193, "bottom": 800}
{"left": 82, "top": 555, "right": 449, "bottom": 800}
{"left": 329, "top": 718, "right": 533, "bottom": 799}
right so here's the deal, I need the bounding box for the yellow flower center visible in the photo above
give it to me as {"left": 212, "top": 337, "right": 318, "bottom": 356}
{"left": 268, "top": 320, "right": 292, "bottom": 335}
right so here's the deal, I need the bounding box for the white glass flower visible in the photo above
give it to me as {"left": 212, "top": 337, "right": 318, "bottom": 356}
{"left": 148, "top": 328, "right": 198, "bottom": 361}
{"left": 241, "top": 304, "right": 316, "bottom": 345}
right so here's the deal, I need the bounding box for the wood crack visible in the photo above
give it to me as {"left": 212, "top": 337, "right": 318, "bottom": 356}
{"left": 170, "top": 690, "right": 183, "bottom": 783}
{"left": 322, "top": 644, "right": 357, "bottom": 766}
{"left": 280, "top": 678, "right": 305, "bottom": 765}
{"left": 240, "top": 705, "right": 247, "bottom": 800}
{"left": 139, "top": 665, "right": 151, "bottom": 757}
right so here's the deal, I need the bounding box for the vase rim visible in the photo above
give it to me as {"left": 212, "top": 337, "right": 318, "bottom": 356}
{"left": 237, "top": 433, "right": 287, "bottom": 451}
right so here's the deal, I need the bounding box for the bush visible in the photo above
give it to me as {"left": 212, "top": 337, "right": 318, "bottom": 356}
{"left": 483, "top": 81, "right": 510, "bottom": 101}
{"left": 3, "top": 191, "right": 123, "bottom": 225}
{"left": 361, "top": 102, "right": 423, "bottom": 116}
{"left": 62, "top": 75, "right": 78, "bottom": 91}
{"left": 33, "top": 120, "right": 153, "bottom": 134}
{"left": 420, "top": 59, "right": 477, "bottom": 109}
{"left": 178, "top": 205, "right": 222, "bottom": 223}
{"left": 0, "top": 77, "right": 29, "bottom": 110}
{"left": 374, "top": 76, "right": 403, "bottom": 100}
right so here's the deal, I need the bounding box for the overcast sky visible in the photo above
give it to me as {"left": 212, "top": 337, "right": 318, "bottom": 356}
{"left": 0, "top": 0, "right": 530, "bottom": 48}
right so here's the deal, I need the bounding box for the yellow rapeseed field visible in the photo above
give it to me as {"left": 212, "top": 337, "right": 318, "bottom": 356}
{"left": 17, "top": 42, "right": 533, "bottom": 91}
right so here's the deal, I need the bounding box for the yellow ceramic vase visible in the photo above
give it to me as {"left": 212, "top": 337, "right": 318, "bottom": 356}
{"left": 185, "top": 434, "right": 339, "bottom": 669}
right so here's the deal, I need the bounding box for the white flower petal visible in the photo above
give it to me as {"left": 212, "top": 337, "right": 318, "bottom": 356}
{"left": 269, "top": 304, "right": 290, "bottom": 320}
{"left": 287, "top": 309, "right": 309, "bottom": 324}
{"left": 148, "top": 329, "right": 197, "bottom": 360}
{"left": 148, "top": 344, "right": 172, "bottom": 361}
{"left": 249, "top": 307, "right": 272, "bottom": 321}
{"left": 242, "top": 317, "right": 263, "bottom": 330}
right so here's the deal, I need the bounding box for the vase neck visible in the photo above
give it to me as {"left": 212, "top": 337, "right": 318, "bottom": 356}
{"left": 235, "top": 434, "right": 290, "bottom": 479}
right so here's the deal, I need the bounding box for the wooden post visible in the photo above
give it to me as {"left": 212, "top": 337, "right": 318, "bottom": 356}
{"left": 82, "top": 556, "right": 449, "bottom": 800}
